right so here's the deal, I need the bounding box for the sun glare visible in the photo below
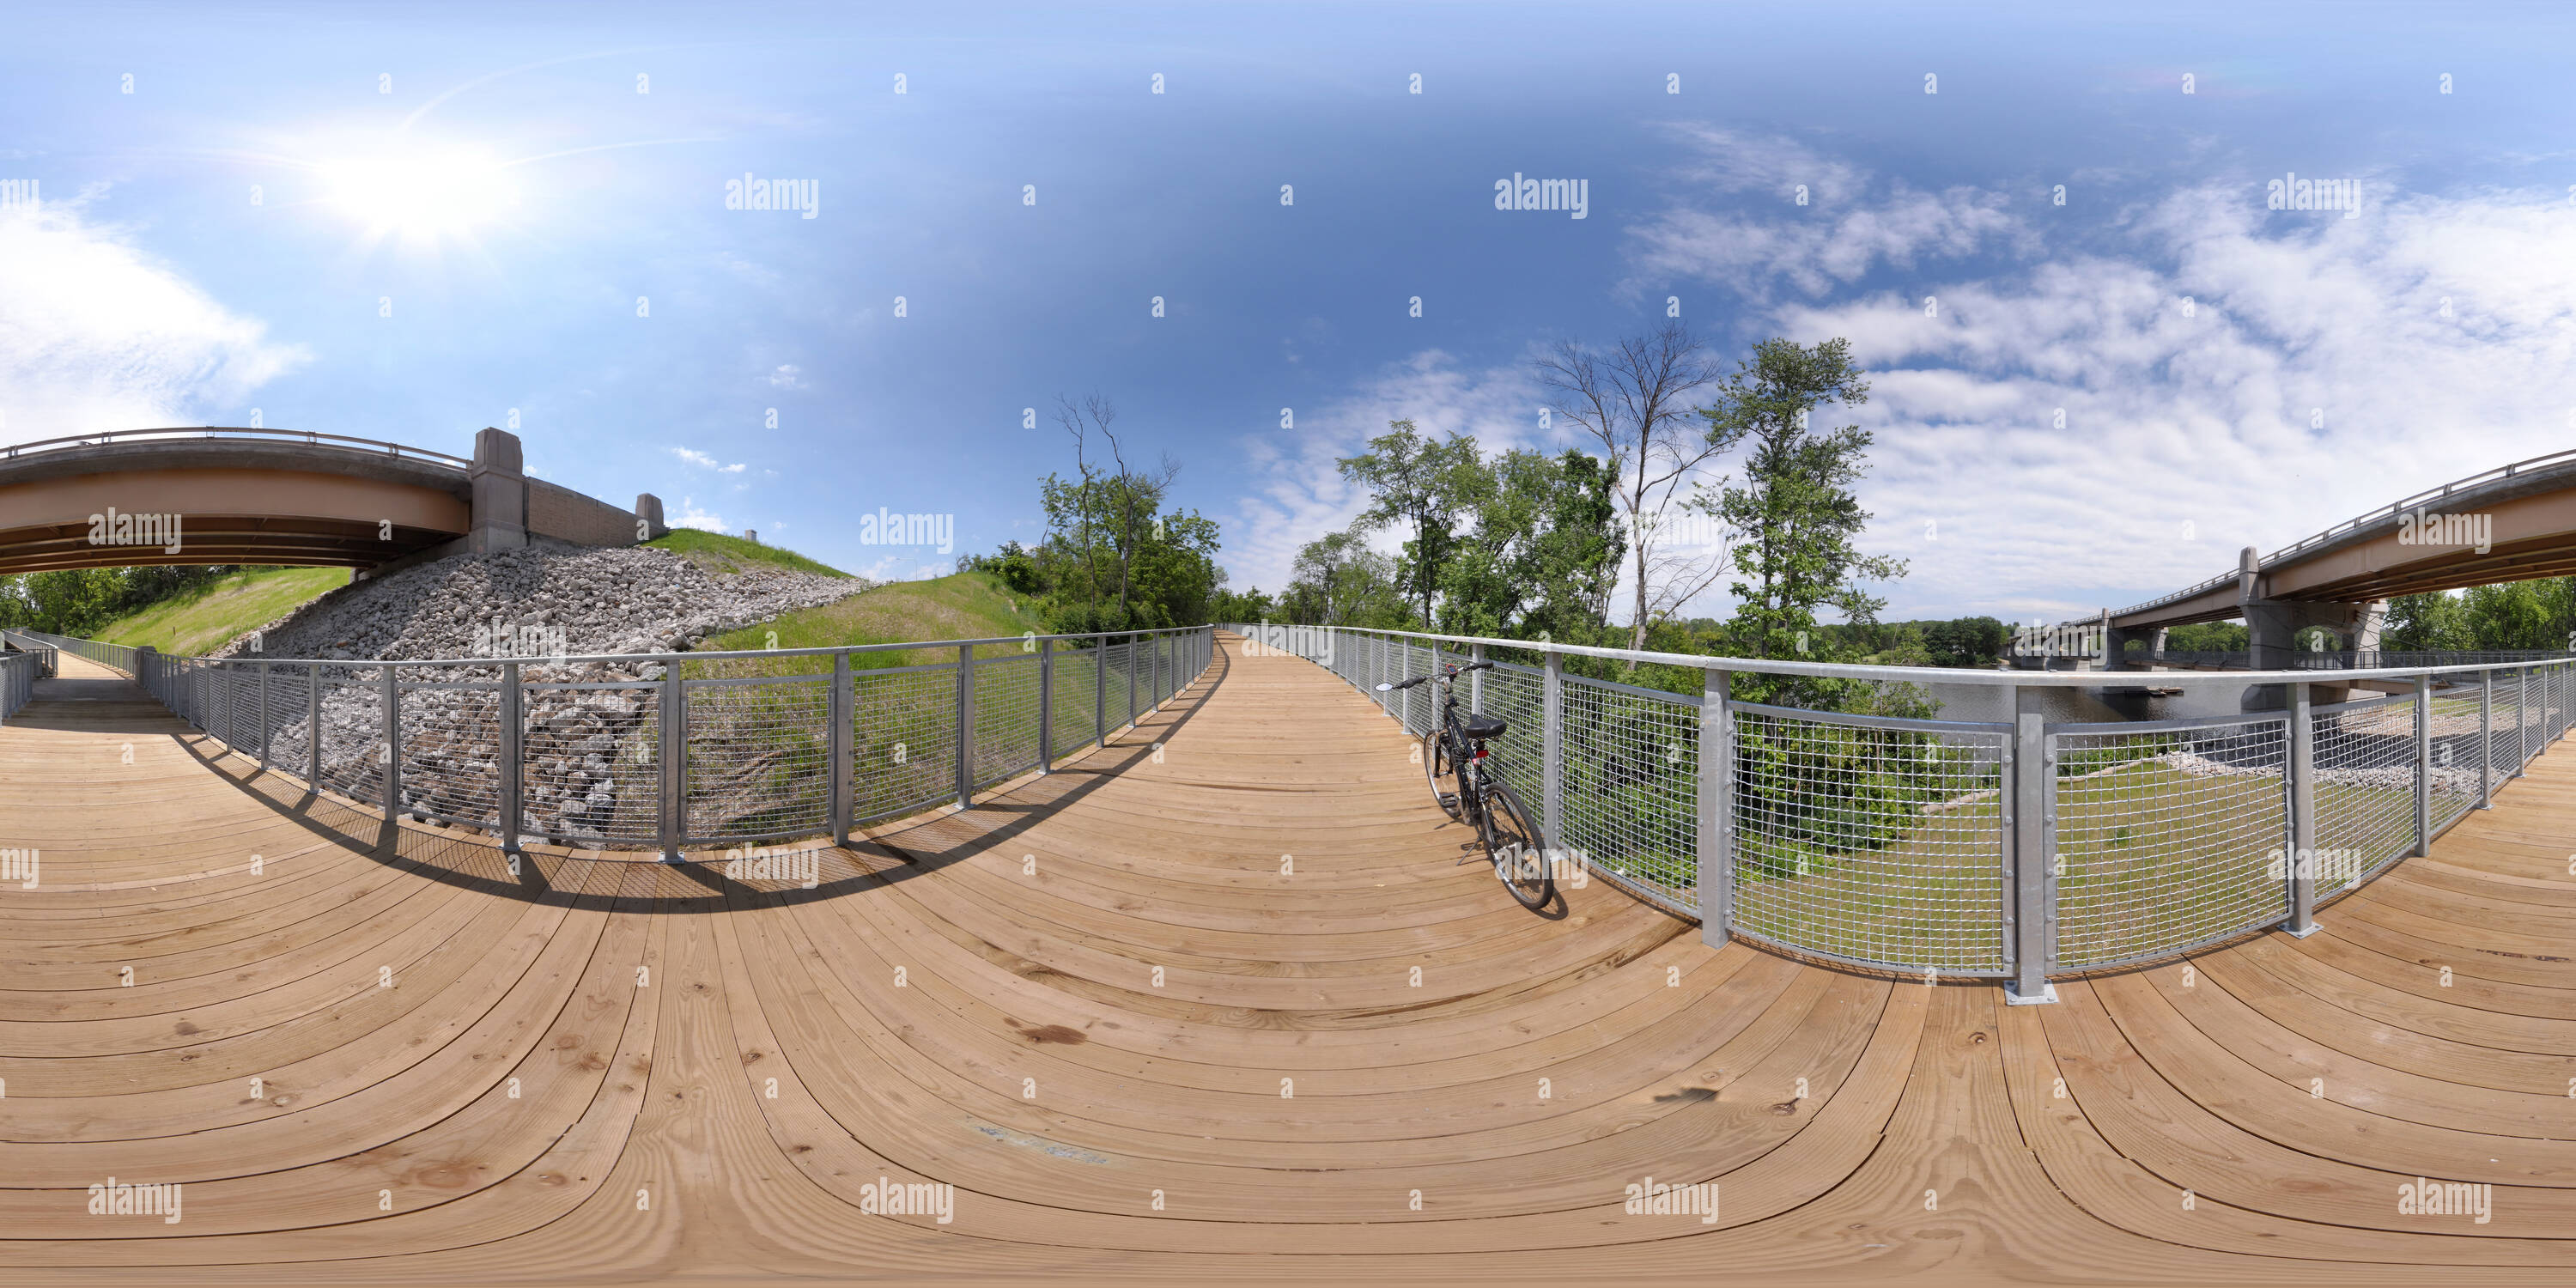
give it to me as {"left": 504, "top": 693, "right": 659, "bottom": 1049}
{"left": 321, "top": 149, "right": 517, "bottom": 238}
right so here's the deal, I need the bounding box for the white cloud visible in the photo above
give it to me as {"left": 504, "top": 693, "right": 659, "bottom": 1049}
{"left": 0, "top": 202, "right": 307, "bottom": 441}
{"left": 672, "top": 496, "right": 728, "bottom": 532}
{"left": 1744, "top": 184, "right": 2576, "bottom": 621}
{"left": 769, "top": 363, "right": 804, "bottom": 389}
{"left": 670, "top": 445, "right": 747, "bottom": 473}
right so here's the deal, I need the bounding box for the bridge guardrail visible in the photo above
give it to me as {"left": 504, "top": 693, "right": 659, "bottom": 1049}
{"left": 17, "top": 624, "right": 1216, "bottom": 858}
{"left": 0, "top": 426, "right": 472, "bottom": 468}
{"left": 1224, "top": 623, "right": 2575, "bottom": 998}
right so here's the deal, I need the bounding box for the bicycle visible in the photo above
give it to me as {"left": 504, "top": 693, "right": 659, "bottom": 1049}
{"left": 1378, "top": 661, "right": 1552, "bottom": 909}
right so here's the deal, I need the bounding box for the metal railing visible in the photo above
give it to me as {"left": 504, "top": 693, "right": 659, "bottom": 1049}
{"left": 0, "top": 631, "right": 52, "bottom": 718}
{"left": 1225, "top": 623, "right": 2576, "bottom": 999}
{"left": 0, "top": 426, "right": 472, "bottom": 468}
{"left": 17, "top": 625, "right": 1216, "bottom": 858}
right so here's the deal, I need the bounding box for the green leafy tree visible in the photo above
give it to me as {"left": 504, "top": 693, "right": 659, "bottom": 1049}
{"left": 1435, "top": 448, "right": 1627, "bottom": 641}
{"left": 1337, "top": 420, "right": 1481, "bottom": 628}
{"left": 1693, "top": 337, "right": 1908, "bottom": 707}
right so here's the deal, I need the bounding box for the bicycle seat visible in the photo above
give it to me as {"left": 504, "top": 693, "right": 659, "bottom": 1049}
{"left": 1459, "top": 714, "right": 1508, "bottom": 741}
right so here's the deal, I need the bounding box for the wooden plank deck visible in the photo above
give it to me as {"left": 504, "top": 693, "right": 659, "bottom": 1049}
{"left": 2, "top": 635, "right": 2573, "bottom": 1284}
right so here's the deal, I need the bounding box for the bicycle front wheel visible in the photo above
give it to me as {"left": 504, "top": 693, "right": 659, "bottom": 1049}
{"left": 1481, "top": 781, "right": 1552, "bottom": 910}
{"left": 1423, "top": 729, "right": 1461, "bottom": 819}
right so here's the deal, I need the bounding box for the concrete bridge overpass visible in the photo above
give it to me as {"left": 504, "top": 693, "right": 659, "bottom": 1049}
{"left": 2017, "top": 447, "right": 2576, "bottom": 671}
{"left": 0, "top": 427, "right": 668, "bottom": 577}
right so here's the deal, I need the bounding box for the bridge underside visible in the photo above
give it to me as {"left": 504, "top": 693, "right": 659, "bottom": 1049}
{"left": 3, "top": 638, "right": 2574, "bottom": 1281}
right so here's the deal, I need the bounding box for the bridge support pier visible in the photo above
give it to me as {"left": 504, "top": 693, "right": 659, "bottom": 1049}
{"left": 467, "top": 428, "right": 529, "bottom": 555}
{"left": 2240, "top": 592, "right": 2387, "bottom": 709}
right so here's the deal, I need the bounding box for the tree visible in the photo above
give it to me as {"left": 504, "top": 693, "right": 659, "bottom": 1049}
{"left": 1534, "top": 322, "right": 1729, "bottom": 653}
{"left": 1337, "top": 420, "right": 1480, "bottom": 628}
{"left": 1281, "top": 532, "right": 1409, "bottom": 628}
{"left": 1692, "top": 337, "right": 1906, "bottom": 708}
{"left": 1436, "top": 447, "right": 1626, "bottom": 641}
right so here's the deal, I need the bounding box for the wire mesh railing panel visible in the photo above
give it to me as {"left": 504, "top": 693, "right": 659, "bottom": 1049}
{"left": 315, "top": 666, "right": 390, "bottom": 806}
{"left": 520, "top": 671, "right": 661, "bottom": 845}
{"left": 1049, "top": 646, "right": 1100, "bottom": 759}
{"left": 852, "top": 664, "right": 958, "bottom": 823}
{"left": 1478, "top": 662, "right": 1547, "bottom": 817}
{"left": 971, "top": 652, "right": 1043, "bottom": 787}
{"left": 2427, "top": 688, "right": 2484, "bottom": 833}
{"left": 1104, "top": 641, "right": 1137, "bottom": 729}
{"left": 397, "top": 665, "right": 504, "bottom": 831}
{"left": 1729, "top": 708, "right": 2009, "bottom": 975}
{"left": 2052, "top": 715, "right": 2287, "bottom": 971}
{"left": 1556, "top": 675, "right": 1700, "bottom": 914}
{"left": 685, "top": 674, "right": 831, "bottom": 840}
{"left": 2312, "top": 693, "right": 2420, "bottom": 899}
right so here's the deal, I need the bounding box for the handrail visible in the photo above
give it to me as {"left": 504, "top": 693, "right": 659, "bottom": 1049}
{"left": 1224, "top": 621, "right": 2574, "bottom": 688}
{"left": 2111, "top": 445, "right": 2576, "bottom": 619}
{"left": 0, "top": 426, "right": 473, "bottom": 469}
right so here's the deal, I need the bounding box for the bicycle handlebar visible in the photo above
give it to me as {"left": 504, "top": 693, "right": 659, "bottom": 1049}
{"left": 1373, "top": 660, "right": 1492, "bottom": 692}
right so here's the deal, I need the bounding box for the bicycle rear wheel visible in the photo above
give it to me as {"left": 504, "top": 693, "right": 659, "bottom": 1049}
{"left": 1422, "top": 729, "right": 1461, "bottom": 819}
{"left": 1480, "top": 781, "right": 1551, "bottom": 909}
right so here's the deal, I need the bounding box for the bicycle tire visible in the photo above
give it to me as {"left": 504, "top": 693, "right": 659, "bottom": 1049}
{"left": 1480, "top": 781, "right": 1552, "bottom": 910}
{"left": 1422, "top": 728, "right": 1461, "bottom": 819}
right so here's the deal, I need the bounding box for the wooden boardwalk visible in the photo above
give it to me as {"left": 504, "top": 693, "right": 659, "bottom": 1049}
{"left": 2, "top": 635, "right": 2574, "bottom": 1284}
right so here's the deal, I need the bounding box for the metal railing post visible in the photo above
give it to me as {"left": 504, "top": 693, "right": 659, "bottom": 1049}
{"left": 1541, "top": 648, "right": 1564, "bottom": 846}
{"left": 1037, "top": 637, "right": 1054, "bottom": 773}
{"left": 829, "top": 651, "right": 852, "bottom": 845}
{"left": 2477, "top": 668, "right": 2494, "bottom": 810}
{"left": 381, "top": 665, "right": 402, "bottom": 826}
{"left": 307, "top": 663, "right": 322, "bottom": 790}
{"left": 258, "top": 661, "right": 270, "bottom": 767}
{"left": 2006, "top": 685, "right": 2057, "bottom": 1004}
{"left": 957, "top": 643, "right": 976, "bottom": 808}
{"left": 1399, "top": 638, "right": 1412, "bottom": 729}
{"left": 1095, "top": 638, "right": 1106, "bottom": 746}
{"left": 2286, "top": 681, "right": 2318, "bottom": 936}
{"left": 2515, "top": 666, "right": 2530, "bottom": 778}
{"left": 2413, "top": 674, "right": 2433, "bottom": 856}
{"left": 499, "top": 660, "right": 523, "bottom": 852}
{"left": 1469, "top": 642, "right": 1485, "bottom": 714}
{"left": 1698, "top": 667, "right": 1731, "bottom": 949}
{"left": 659, "top": 662, "right": 686, "bottom": 860}
{"left": 1126, "top": 633, "right": 1137, "bottom": 729}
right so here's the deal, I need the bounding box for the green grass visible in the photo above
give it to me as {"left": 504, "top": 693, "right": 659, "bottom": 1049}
{"left": 686, "top": 571, "right": 1052, "bottom": 676}
{"left": 93, "top": 566, "right": 350, "bottom": 656}
{"left": 646, "top": 527, "right": 848, "bottom": 580}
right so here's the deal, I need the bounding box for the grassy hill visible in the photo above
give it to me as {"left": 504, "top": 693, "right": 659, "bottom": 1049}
{"left": 93, "top": 566, "right": 350, "bottom": 656}
{"left": 688, "top": 571, "right": 1048, "bottom": 675}
{"left": 646, "top": 528, "right": 848, "bottom": 579}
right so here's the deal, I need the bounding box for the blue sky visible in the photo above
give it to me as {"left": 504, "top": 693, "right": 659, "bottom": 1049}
{"left": 6, "top": 2, "right": 2574, "bottom": 625}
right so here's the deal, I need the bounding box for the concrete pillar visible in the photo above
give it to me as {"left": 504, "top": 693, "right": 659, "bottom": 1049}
{"left": 634, "top": 494, "right": 667, "bottom": 543}
{"left": 466, "top": 428, "right": 528, "bottom": 554}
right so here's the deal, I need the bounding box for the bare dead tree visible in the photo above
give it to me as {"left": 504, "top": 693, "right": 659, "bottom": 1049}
{"left": 1533, "top": 322, "right": 1727, "bottom": 653}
